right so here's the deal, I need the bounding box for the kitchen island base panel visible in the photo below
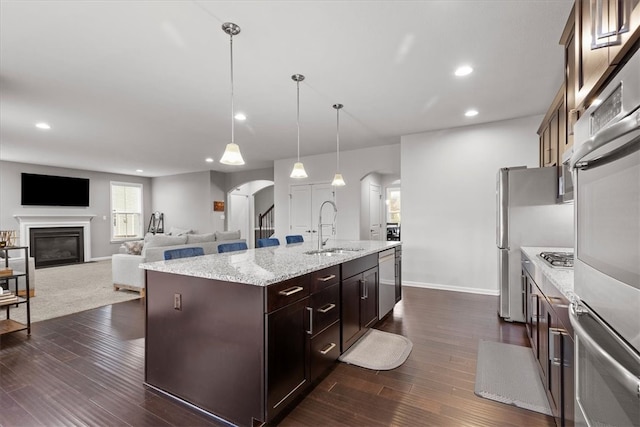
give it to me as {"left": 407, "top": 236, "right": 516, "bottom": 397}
{"left": 145, "top": 270, "right": 265, "bottom": 427}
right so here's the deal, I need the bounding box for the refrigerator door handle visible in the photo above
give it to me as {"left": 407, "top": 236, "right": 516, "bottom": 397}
{"left": 498, "top": 248, "right": 510, "bottom": 319}
{"left": 496, "top": 169, "right": 508, "bottom": 248}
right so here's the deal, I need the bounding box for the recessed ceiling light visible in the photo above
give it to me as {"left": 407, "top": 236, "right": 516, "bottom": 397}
{"left": 35, "top": 122, "right": 51, "bottom": 130}
{"left": 465, "top": 109, "right": 479, "bottom": 117}
{"left": 136, "top": 169, "right": 144, "bottom": 173}
{"left": 205, "top": 157, "right": 214, "bottom": 163}
{"left": 234, "top": 113, "right": 246, "bottom": 121}
{"left": 454, "top": 65, "right": 473, "bottom": 77}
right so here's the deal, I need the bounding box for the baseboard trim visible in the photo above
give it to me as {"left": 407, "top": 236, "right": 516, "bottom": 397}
{"left": 403, "top": 281, "right": 499, "bottom": 296}
{"left": 90, "top": 256, "right": 112, "bottom": 262}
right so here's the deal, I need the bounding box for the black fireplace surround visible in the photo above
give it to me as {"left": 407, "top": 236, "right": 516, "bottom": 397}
{"left": 29, "top": 227, "right": 84, "bottom": 268}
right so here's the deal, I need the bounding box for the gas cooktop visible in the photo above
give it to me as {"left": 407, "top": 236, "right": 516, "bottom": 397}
{"left": 539, "top": 252, "right": 574, "bottom": 268}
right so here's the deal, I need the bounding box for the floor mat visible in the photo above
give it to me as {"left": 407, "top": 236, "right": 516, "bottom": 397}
{"left": 474, "top": 340, "right": 552, "bottom": 415}
{"left": 338, "top": 329, "right": 412, "bottom": 370}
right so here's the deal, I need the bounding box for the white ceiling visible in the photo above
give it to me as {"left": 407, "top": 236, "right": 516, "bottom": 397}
{"left": 0, "top": 0, "right": 574, "bottom": 177}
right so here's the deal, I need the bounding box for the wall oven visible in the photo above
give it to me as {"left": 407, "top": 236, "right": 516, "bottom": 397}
{"left": 570, "top": 47, "right": 640, "bottom": 427}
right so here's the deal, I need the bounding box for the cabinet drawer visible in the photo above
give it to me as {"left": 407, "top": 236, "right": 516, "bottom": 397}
{"left": 266, "top": 275, "right": 311, "bottom": 313}
{"left": 310, "top": 265, "right": 340, "bottom": 293}
{"left": 341, "top": 253, "right": 378, "bottom": 280}
{"left": 309, "top": 284, "right": 340, "bottom": 335}
{"left": 309, "top": 320, "right": 340, "bottom": 382}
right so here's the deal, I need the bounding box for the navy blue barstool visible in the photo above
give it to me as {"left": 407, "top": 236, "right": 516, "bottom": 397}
{"left": 217, "top": 242, "right": 248, "bottom": 253}
{"left": 257, "top": 238, "right": 280, "bottom": 248}
{"left": 164, "top": 247, "right": 205, "bottom": 260}
{"left": 285, "top": 235, "right": 304, "bottom": 244}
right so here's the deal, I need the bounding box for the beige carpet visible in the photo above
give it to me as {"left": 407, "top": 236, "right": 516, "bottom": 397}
{"left": 7, "top": 260, "right": 141, "bottom": 324}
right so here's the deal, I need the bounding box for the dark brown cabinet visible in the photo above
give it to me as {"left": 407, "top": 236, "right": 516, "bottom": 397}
{"left": 522, "top": 257, "right": 575, "bottom": 426}
{"left": 538, "top": 87, "right": 565, "bottom": 168}
{"left": 341, "top": 253, "right": 379, "bottom": 352}
{"left": 266, "top": 296, "right": 310, "bottom": 417}
{"left": 307, "top": 266, "right": 341, "bottom": 383}
{"left": 266, "top": 265, "right": 341, "bottom": 420}
{"left": 575, "top": 0, "right": 640, "bottom": 107}
{"left": 542, "top": 0, "right": 640, "bottom": 170}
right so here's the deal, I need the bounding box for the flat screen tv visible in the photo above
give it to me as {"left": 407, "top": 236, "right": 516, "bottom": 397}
{"left": 21, "top": 173, "right": 90, "bottom": 207}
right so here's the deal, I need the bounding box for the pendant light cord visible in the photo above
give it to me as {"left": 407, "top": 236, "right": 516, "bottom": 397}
{"left": 230, "top": 34, "right": 235, "bottom": 145}
{"left": 296, "top": 80, "right": 301, "bottom": 161}
{"left": 336, "top": 107, "right": 340, "bottom": 171}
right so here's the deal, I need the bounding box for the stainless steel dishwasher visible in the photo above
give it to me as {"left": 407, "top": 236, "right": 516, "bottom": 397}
{"left": 378, "top": 248, "right": 396, "bottom": 318}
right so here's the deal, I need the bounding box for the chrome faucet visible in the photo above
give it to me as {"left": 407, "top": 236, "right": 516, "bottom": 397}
{"left": 318, "top": 200, "right": 337, "bottom": 250}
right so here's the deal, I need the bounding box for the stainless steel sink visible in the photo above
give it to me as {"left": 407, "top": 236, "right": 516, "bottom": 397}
{"left": 304, "top": 247, "right": 364, "bottom": 256}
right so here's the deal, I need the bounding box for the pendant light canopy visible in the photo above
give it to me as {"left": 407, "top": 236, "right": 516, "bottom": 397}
{"left": 331, "top": 104, "right": 346, "bottom": 186}
{"left": 220, "top": 22, "right": 245, "bottom": 166}
{"left": 290, "top": 74, "right": 308, "bottom": 179}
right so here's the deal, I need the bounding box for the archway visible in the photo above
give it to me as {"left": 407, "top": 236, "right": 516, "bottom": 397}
{"left": 227, "top": 180, "right": 274, "bottom": 248}
{"left": 359, "top": 172, "right": 400, "bottom": 241}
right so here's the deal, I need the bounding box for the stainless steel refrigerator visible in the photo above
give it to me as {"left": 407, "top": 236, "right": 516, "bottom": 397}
{"left": 496, "top": 166, "right": 573, "bottom": 322}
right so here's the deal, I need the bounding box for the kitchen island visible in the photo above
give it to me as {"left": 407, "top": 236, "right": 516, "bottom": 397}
{"left": 141, "top": 239, "right": 400, "bottom": 426}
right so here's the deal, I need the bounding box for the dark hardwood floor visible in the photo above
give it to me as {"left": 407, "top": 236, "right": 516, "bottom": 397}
{"left": 0, "top": 287, "right": 555, "bottom": 427}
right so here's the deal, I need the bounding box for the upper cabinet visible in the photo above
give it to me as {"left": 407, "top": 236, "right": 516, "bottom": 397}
{"left": 538, "top": 86, "right": 565, "bottom": 168}
{"left": 575, "top": 0, "right": 640, "bottom": 107}
{"left": 540, "top": 0, "right": 640, "bottom": 168}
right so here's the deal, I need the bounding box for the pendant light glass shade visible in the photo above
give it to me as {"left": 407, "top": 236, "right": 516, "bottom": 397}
{"left": 291, "top": 162, "right": 308, "bottom": 178}
{"left": 331, "top": 104, "right": 346, "bottom": 186}
{"left": 331, "top": 173, "right": 346, "bottom": 186}
{"left": 290, "top": 74, "right": 308, "bottom": 178}
{"left": 220, "top": 22, "right": 245, "bottom": 166}
{"left": 220, "top": 142, "right": 244, "bottom": 165}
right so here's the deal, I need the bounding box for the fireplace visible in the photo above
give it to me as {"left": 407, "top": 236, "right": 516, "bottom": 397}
{"left": 29, "top": 227, "right": 85, "bottom": 268}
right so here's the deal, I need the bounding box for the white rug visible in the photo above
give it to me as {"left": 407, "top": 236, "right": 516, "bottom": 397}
{"left": 7, "top": 260, "right": 141, "bottom": 324}
{"left": 474, "top": 340, "right": 552, "bottom": 415}
{"left": 339, "top": 329, "right": 413, "bottom": 370}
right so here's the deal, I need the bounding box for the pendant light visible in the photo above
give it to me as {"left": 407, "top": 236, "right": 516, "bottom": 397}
{"left": 219, "top": 22, "right": 245, "bottom": 166}
{"left": 331, "top": 104, "right": 346, "bottom": 186}
{"left": 290, "top": 74, "right": 308, "bottom": 178}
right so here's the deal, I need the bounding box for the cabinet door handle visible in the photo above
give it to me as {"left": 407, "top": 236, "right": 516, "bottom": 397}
{"left": 592, "top": 0, "right": 627, "bottom": 48}
{"left": 318, "top": 274, "right": 336, "bottom": 282}
{"left": 279, "top": 286, "right": 304, "bottom": 296}
{"left": 306, "top": 306, "right": 313, "bottom": 335}
{"left": 317, "top": 303, "right": 336, "bottom": 314}
{"left": 360, "top": 279, "right": 366, "bottom": 300}
{"left": 319, "top": 342, "right": 336, "bottom": 355}
{"left": 549, "top": 327, "right": 564, "bottom": 366}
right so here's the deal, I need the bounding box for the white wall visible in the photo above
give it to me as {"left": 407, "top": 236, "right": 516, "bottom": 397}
{"left": 401, "top": 115, "right": 541, "bottom": 295}
{"left": 151, "top": 169, "right": 275, "bottom": 237}
{"left": 274, "top": 144, "right": 400, "bottom": 244}
{"left": 151, "top": 171, "right": 214, "bottom": 234}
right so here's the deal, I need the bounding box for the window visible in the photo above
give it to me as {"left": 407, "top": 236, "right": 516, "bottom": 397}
{"left": 386, "top": 187, "right": 401, "bottom": 223}
{"left": 111, "top": 182, "right": 143, "bottom": 241}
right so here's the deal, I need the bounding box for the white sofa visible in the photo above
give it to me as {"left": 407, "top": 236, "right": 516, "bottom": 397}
{"left": 112, "top": 231, "right": 246, "bottom": 297}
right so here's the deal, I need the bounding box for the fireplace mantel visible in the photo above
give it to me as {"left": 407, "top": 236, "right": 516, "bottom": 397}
{"left": 14, "top": 214, "right": 95, "bottom": 261}
{"left": 14, "top": 214, "right": 96, "bottom": 222}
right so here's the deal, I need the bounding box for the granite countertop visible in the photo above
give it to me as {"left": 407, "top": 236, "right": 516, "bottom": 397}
{"left": 140, "top": 239, "right": 400, "bottom": 287}
{"left": 520, "top": 246, "right": 576, "bottom": 303}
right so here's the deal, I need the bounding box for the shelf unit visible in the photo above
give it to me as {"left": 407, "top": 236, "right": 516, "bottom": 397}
{"left": 0, "top": 246, "right": 31, "bottom": 336}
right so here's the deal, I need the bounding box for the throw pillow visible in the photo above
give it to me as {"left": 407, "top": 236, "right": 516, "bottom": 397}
{"left": 167, "top": 227, "right": 193, "bottom": 236}
{"left": 215, "top": 230, "right": 241, "bottom": 241}
{"left": 186, "top": 233, "right": 215, "bottom": 244}
{"left": 123, "top": 240, "right": 144, "bottom": 255}
{"left": 144, "top": 234, "right": 188, "bottom": 248}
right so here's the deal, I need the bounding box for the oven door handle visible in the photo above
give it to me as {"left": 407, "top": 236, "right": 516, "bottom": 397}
{"left": 569, "top": 303, "right": 640, "bottom": 396}
{"left": 571, "top": 110, "right": 640, "bottom": 169}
